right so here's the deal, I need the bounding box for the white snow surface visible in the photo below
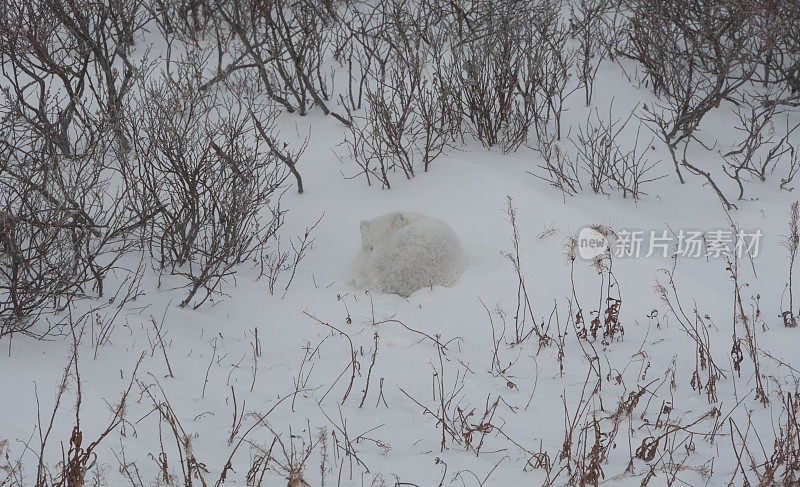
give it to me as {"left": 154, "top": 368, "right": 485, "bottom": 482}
{"left": 2, "top": 60, "right": 800, "bottom": 486}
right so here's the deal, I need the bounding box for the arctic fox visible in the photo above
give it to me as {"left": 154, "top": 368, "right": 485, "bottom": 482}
{"left": 353, "top": 211, "right": 464, "bottom": 297}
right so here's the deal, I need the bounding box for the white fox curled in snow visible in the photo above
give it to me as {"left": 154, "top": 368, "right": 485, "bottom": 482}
{"left": 353, "top": 211, "right": 465, "bottom": 297}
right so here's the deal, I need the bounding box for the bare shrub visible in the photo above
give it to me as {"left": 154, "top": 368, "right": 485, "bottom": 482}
{"left": 531, "top": 134, "right": 582, "bottom": 197}
{"left": 570, "top": 0, "right": 616, "bottom": 106}
{"left": 783, "top": 201, "right": 800, "bottom": 327}
{"left": 656, "top": 263, "right": 725, "bottom": 403}
{"left": 761, "top": 384, "right": 800, "bottom": 484}
{"left": 718, "top": 89, "right": 800, "bottom": 199}
{"left": 533, "top": 106, "right": 662, "bottom": 199}
{"left": 345, "top": 61, "right": 459, "bottom": 188}
{"left": 212, "top": 0, "right": 349, "bottom": 124}
{"left": 0, "top": 152, "right": 121, "bottom": 335}
{"left": 125, "top": 64, "right": 289, "bottom": 308}
{"left": 571, "top": 106, "right": 662, "bottom": 199}
{"left": 344, "top": 4, "right": 459, "bottom": 188}
{"left": 0, "top": 0, "right": 157, "bottom": 333}
{"left": 0, "top": 0, "right": 148, "bottom": 155}
{"left": 148, "top": 0, "right": 215, "bottom": 40}
{"left": 0, "top": 94, "right": 135, "bottom": 337}
{"left": 756, "top": 0, "right": 800, "bottom": 103}
{"left": 331, "top": 1, "right": 393, "bottom": 112}
{"left": 447, "top": 0, "right": 573, "bottom": 149}
{"left": 400, "top": 340, "right": 530, "bottom": 457}
{"left": 624, "top": 0, "right": 766, "bottom": 208}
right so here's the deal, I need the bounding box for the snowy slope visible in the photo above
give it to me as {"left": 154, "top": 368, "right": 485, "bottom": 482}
{"left": 2, "top": 43, "right": 800, "bottom": 487}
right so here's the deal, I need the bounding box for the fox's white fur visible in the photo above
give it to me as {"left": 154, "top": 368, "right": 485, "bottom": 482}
{"left": 353, "top": 211, "right": 464, "bottom": 297}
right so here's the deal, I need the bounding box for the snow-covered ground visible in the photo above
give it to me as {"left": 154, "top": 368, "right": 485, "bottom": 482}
{"left": 2, "top": 18, "right": 800, "bottom": 487}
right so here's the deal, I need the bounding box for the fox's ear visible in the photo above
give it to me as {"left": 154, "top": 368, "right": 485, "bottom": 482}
{"left": 392, "top": 213, "right": 405, "bottom": 226}
{"left": 360, "top": 220, "right": 368, "bottom": 232}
